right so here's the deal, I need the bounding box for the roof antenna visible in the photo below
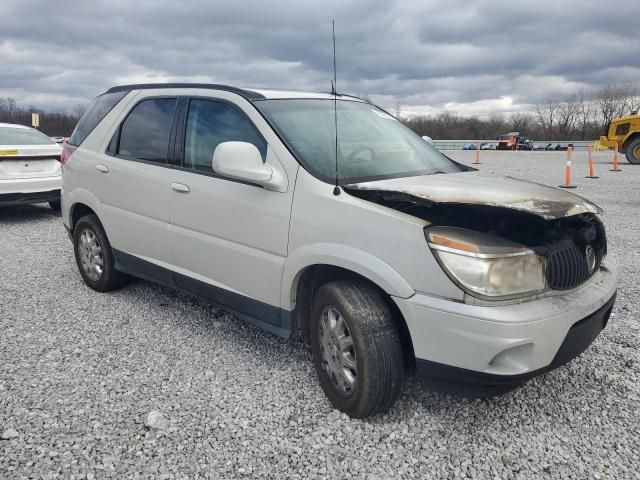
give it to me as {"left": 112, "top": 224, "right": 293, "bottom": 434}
{"left": 331, "top": 19, "right": 340, "bottom": 196}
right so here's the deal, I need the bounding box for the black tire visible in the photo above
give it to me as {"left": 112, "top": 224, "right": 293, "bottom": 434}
{"left": 73, "top": 214, "right": 128, "bottom": 292}
{"left": 625, "top": 137, "right": 640, "bottom": 165}
{"left": 49, "top": 199, "right": 61, "bottom": 211}
{"left": 310, "top": 280, "right": 404, "bottom": 418}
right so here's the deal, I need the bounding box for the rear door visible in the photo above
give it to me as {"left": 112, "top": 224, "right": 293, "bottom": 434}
{"left": 91, "top": 95, "right": 178, "bottom": 282}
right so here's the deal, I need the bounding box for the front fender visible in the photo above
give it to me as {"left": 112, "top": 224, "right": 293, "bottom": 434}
{"left": 281, "top": 242, "right": 415, "bottom": 311}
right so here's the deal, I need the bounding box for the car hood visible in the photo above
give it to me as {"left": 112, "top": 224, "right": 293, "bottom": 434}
{"left": 344, "top": 171, "right": 602, "bottom": 220}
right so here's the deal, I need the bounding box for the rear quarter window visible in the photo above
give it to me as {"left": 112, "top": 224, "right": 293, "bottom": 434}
{"left": 69, "top": 91, "right": 128, "bottom": 146}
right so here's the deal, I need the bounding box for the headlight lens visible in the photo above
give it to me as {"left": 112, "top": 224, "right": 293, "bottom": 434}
{"left": 427, "top": 227, "right": 546, "bottom": 298}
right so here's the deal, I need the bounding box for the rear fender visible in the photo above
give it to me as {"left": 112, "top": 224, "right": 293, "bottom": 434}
{"left": 65, "top": 188, "right": 104, "bottom": 231}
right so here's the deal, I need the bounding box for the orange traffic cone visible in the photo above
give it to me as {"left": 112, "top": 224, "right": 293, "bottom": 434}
{"left": 610, "top": 142, "right": 622, "bottom": 172}
{"left": 585, "top": 146, "right": 599, "bottom": 178}
{"left": 559, "top": 147, "right": 577, "bottom": 188}
{"left": 473, "top": 140, "right": 481, "bottom": 165}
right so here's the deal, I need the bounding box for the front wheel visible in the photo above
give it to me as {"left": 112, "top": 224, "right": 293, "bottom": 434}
{"left": 625, "top": 137, "right": 640, "bottom": 164}
{"left": 310, "top": 280, "right": 404, "bottom": 418}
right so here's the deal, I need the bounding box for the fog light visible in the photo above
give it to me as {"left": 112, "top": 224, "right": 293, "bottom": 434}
{"left": 486, "top": 343, "right": 534, "bottom": 375}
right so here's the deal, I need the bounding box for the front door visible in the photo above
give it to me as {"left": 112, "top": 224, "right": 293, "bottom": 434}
{"left": 168, "top": 97, "right": 293, "bottom": 326}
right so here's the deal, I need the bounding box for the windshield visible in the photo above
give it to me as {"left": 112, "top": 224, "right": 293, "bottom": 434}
{"left": 255, "top": 99, "right": 462, "bottom": 184}
{"left": 0, "top": 127, "right": 56, "bottom": 146}
{"left": 498, "top": 135, "right": 514, "bottom": 140}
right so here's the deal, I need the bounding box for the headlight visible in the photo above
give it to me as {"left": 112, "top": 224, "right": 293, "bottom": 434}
{"left": 426, "top": 227, "right": 546, "bottom": 298}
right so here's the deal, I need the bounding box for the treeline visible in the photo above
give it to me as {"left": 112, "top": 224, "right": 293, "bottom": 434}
{"left": 0, "top": 97, "right": 83, "bottom": 137}
{"left": 402, "top": 84, "right": 640, "bottom": 140}
{"left": 2, "top": 82, "right": 639, "bottom": 141}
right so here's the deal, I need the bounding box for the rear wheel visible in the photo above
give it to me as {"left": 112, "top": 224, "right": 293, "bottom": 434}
{"left": 625, "top": 137, "right": 640, "bottom": 164}
{"left": 310, "top": 280, "right": 404, "bottom": 418}
{"left": 73, "top": 214, "right": 128, "bottom": 292}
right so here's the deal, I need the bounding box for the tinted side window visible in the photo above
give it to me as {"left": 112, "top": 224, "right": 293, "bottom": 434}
{"left": 69, "top": 91, "right": 128, "bottom": 146}
{"left": 184, "top": 99, "right": 266, "bottom": 172}
{"left": 118, "top": 98, "right": 177, "bottom": 163}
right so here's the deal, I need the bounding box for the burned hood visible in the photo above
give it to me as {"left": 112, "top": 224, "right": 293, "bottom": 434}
{"left": 344, "top": 171, "right": 602, "bottom": 220}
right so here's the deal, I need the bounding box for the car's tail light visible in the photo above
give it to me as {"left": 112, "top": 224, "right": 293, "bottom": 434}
{"left": 60, "top": 143, "right": 77, "bottom": 165}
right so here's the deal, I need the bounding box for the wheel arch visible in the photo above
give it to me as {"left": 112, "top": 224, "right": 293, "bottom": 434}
{"left": 66, "top": 188, "right": 105, "bottom": 233}
{"left": 69, "top": 202, "right": 99, "bottom": 232}
{"left": 289, "top": 262, "right": 416, "bottom": 372}
{"left": 622, "top": 131, "right": 640, "bottom": 151}
{"left": 282, "top": 244, "right": 414, "bottom": 308}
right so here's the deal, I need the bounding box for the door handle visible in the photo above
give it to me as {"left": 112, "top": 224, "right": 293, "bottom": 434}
{"left": 171, "top": 182, "right": 190, "bottom": 193}
{"left": 96, "top": 164, "right": 109, "bottom": 174}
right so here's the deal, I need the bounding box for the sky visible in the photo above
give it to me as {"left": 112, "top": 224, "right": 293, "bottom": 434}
{"left": 1, "top": 0, "right": 639, "bottom": 116}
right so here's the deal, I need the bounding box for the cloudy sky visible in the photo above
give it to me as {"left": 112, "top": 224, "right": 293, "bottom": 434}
{"left": 1, "top": 0, "right": 638, "bottom": 116}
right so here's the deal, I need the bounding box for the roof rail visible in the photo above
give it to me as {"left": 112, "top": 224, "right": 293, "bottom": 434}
{"left": 104, "top": 83, "right": 266, "bottom": 100}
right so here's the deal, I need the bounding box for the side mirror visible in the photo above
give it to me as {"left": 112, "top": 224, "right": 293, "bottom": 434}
{"left": 212, "top": 141, "right": 273, "bottom": 185}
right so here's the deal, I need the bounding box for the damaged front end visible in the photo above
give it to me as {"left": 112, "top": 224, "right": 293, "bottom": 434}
{"left": 344, "top": 172, "right": 607, "bottom": 300}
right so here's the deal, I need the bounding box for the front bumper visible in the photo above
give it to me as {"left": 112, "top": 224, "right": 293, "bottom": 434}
{"left": 598, "top": 136, "right": 621, "bottom": 151}
{"left": 394, "top": 258, "right": 618, "bottom": 394}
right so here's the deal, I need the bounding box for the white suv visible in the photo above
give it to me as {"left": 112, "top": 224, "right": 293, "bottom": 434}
{"left": 61, "top": 84, "right": 618, "bottom": 418}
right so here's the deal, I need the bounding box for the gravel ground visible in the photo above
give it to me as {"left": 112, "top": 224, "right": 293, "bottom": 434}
{"left": 1, "top": 151, "right": 639, "bottom": 479}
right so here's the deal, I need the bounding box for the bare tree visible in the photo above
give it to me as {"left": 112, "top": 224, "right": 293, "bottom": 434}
{"left": 0, "top": 96, "right": 81, "bottom": 136}
{"left": 574, "top": 88, "right": 593, "bottom": 140}
{"left": 400, "top": 82, "right": 639, "bottom": 140}
{"left": 556, "top": 95, "right": 580, "bottom": 140}
{"left": 624, "top": 84, "right": 640, "bottom": 113}
{"left": 484, "top": 113, "right": 506, "bottom": 139}
{"left": 508, "top": 112, "right": 535, "bottom": 133}
{"left": 73, "top": 103, "right": 88, "bottom": 118}
{"left": 464, "top": 116, "right": 483, "bottom": 140}
{"left": 535, "top": 98, "right": 559, "bottom": 139}
{"left": 6, "top": 97, "right": 17, "bottom": 121}
{"left": 393, "top": 102, "right": 402, "bottom": 119}
{"left": 596, "top": 84, "right": 630, "bottom": 133}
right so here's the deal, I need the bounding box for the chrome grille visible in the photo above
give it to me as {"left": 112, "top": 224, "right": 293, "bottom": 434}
{"left": 546, "top": 245, "right": 592, "bottom": 290}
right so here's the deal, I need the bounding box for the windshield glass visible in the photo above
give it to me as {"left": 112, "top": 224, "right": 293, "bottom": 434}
{"left": 0, "top": 127, "right": 56, "bottom": 146}
{"left": 256, "top": 99, "right": 462, "bottom": 184}
{"left": 498, "top": 135, "right": 514, "bottom": 140}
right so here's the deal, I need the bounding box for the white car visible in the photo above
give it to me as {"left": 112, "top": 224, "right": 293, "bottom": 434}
{"left": 61, "top": 84, "right": 617, "bottom": 418}
{"left": 0, "top": 123, "right": 62, "bottom": 209}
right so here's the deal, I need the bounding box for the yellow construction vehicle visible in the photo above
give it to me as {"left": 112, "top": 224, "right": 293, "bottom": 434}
{"left": 599, "top": 111, "right": 640, "bottom": 164}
